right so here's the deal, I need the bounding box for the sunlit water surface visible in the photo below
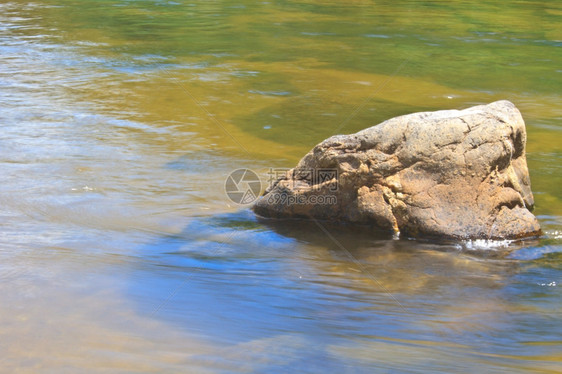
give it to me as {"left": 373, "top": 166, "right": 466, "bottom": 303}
{"left": 1, "top": 1, "right": 561, "bottom": 372}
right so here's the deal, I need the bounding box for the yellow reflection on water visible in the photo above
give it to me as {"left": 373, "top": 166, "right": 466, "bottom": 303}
{"left": 0, "top": 269, "right": 214, "bottom": 372}
{"left": 330, "top": 338, "right": 562, "bottom": 373}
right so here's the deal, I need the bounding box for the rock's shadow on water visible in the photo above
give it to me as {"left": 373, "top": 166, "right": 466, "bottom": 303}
{"left": 135, "top": 205, "right": 562, "bottom": 313}
{"left": 253, "top": 211, "right": 541, "bottom": 259}
{"left": 147, "top": 207, "right": 545, "bottom": 275}
{"left": 132, "top": 208, "right": 560, "bottom": 365}
{"left": 143, "top": 208, "right": 545, "bottom": 299}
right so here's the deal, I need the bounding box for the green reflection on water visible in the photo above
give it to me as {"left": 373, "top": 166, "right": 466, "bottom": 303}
{"left": 37, "top": 0, "right": 561, "bottom": 90}
{"left": 24, "top": 0, "right": 560, "bottom": 218}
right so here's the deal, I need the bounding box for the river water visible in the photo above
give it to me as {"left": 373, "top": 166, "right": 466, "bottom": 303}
{"left": 1, "top": 1, "right": 561, "bottom": 372}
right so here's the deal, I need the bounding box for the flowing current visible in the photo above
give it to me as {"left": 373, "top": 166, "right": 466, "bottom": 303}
{"left": 1, "top": 1, "right": 561, "bottom": 372}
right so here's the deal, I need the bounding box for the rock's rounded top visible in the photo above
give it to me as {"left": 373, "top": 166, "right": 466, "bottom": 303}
{"left": 254, "top": 100, "right": 540, "bottom": 240}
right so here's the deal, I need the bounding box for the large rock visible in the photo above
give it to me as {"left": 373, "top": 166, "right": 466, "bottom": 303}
{"left": 253, "top": 100, "right": 541, "bottom": 240}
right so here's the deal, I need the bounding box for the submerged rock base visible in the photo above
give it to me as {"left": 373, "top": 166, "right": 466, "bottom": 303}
{"left": 253, "top": 100, "right": 541, "bottom": 240}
